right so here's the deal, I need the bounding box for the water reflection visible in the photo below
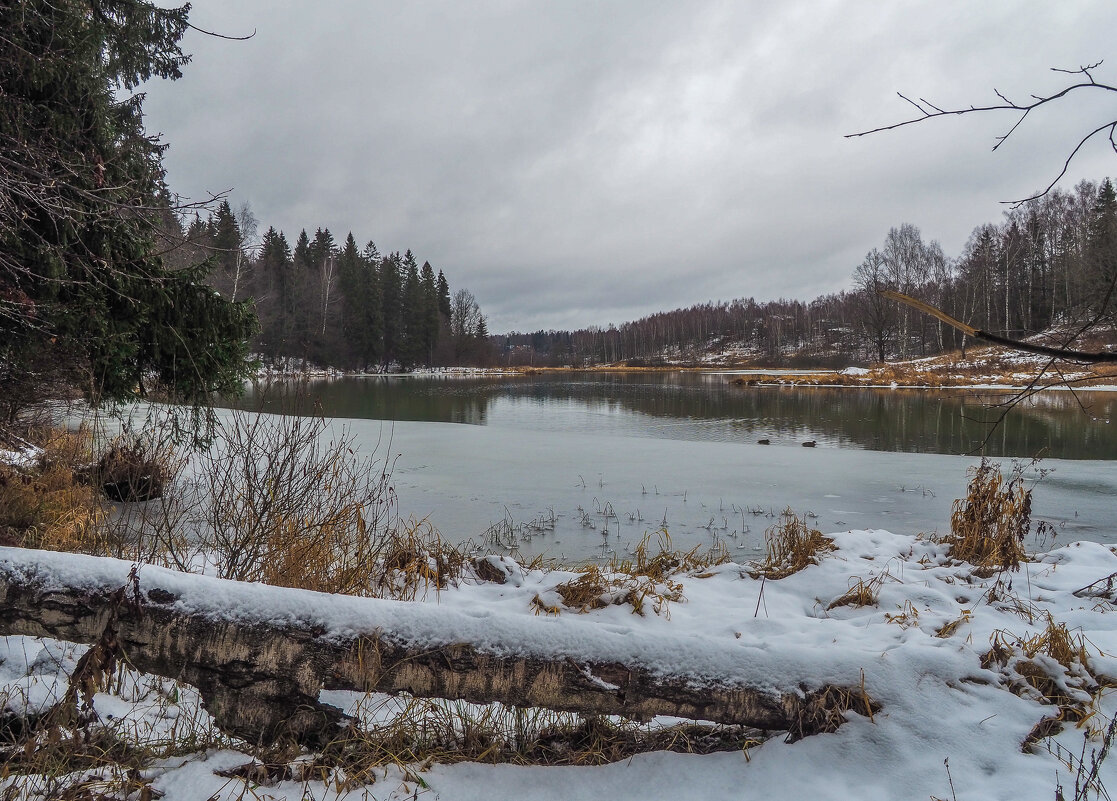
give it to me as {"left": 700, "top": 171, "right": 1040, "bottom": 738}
{"left": 230, "top": 373, "right": 1117, "bottom": 460}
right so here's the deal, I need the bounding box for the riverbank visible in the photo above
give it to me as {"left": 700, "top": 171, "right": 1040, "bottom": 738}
{"left": 4, "top": 522, "right": 1117, "bottom": 800}
{"left": 257, "top": 345, "right": 1117, "bottom": 392}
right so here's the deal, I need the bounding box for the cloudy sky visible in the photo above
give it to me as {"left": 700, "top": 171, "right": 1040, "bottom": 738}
{"left": 140, "top": 1, "right": 1117, "bottom": 333}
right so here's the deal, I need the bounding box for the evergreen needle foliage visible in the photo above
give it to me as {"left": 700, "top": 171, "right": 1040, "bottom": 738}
{"left": 0, "top": 0, "right": 256, "bottom": 426}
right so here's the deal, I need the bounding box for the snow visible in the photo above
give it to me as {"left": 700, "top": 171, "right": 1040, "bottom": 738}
{"left": 0, "top": 444, "right": 41, "bottom": 470}
{"left": 5, "top": 528, "right": 1117, "bottom": 799}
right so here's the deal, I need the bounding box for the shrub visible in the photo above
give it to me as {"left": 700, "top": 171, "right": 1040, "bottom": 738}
{"left": 95, "top": 433, "right": 178, "bottom": 502}
{"left": 751, "top": 508, "right": 834, "bottom": 579}
{"left": 194, "top": 408, "right": 399, "bottom": 594}
{"left": 942, "top": 458, "right": 1046, "bottom": 574}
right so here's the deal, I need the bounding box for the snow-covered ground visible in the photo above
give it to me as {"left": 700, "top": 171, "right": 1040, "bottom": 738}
{"left": 4, "top": 528, "right": 1117, "bottom": 800}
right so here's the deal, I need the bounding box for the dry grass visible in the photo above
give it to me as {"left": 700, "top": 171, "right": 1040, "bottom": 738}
{"left": 982, "top": 615, "right": 1116, "bottom": 735}
{"left": 1, "top": 645, "right": 225, "bottom": 801}
{"left": 375, "top": 520, "right": 468, "bottom": 600}
{"left": 751, "top": 508, "right": 834, "bottom": 579}
{"left": 940, "top": 458, "right": 1039, "bottom": 575}
{"left": 935, "top": 609, "right": 972, "bottom": 639}
{"left": 550, "top": 531, "right": 729, "bottom": 617}
{"left": 0, "top": 426, "right": 105, "bottom": 552}
{"left": 223, "top": 696, "right": 766, "bottom": 791}
{"left": 827, "top": 570, "right": 888, "bottom": 610}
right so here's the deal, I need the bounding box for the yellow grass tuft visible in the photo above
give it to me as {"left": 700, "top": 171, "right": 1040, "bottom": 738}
{"left": 940, "top": 458, "right": 1039, "bottom": 575}
{"left": 751, "top": 508, "right": 834, "bottom": 579}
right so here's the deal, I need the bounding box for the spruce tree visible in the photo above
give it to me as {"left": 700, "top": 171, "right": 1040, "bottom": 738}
{"left": 436, "top": 270, "right": 452, "bottom": 319}
{"left": 379, "top": 253, "right": 403, "bottom": 367}
{"left": 399, "top": 251, "right": 423, "bottom": 368}
{"left": 0, "top": 0, "right": 256, "bottom": 419}
{"left": 1086, "top": 178, "right": 1117, "bottom": 322}
{"left": 258, "top": 227, "right": 293, "bottom": 356}
{"left": 361, "top": 241, "right": 385, "bottom": 369}
{"left": 337, "top": 233, "right": 365, "bottom": 367}
{"left": 420, "top": 261, "right": 440, "bottom": 364}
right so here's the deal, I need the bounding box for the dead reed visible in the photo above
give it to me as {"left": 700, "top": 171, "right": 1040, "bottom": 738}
{"left": 751, "top": 508, "right": 834, "bottom": 579}
{"left": 982, "top": 615, "right": 1115, "bottom": 736}
{"left": 551, "top": 531, "right": 730, "bottom": 617}
{"left": 941, "top": 458, "right": 1043, "bottom": 575}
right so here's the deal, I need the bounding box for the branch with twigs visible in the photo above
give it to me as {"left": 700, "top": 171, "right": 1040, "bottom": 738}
{"left": 847, "top": 62, "right": 1117, "bottom": 206}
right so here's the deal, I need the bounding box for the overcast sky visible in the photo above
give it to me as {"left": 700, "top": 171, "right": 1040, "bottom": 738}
{"left": 140, "top": 1, "right": 1117, "bottom": 333}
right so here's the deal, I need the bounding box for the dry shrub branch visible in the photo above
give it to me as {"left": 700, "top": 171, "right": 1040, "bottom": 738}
{"left": 195, "top": 408, "right": 400, "bottom": 595}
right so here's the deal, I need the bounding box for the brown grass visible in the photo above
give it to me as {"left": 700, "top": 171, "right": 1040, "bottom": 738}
{"left": 0, "top": 426, "right": 106, "bottom": 552}
{"left": 751, "top": 509, "right": 834, "bottom": 579}
{"left": 551, "top": 531, "right": 730, "bottom": 617}
{"left": 940, "top": 458, "right": 1036, "bottom": 575}
{"left": 374, "top": 520, "right": 468, "bottom": 600}
{"left": 826, "top": 571, "right": 887, "bottom": 610}
{"left": 982, "top": 615, "right": 1116, "bottom": 737}
{"left": 236, "top": 698, "right": 767, "bottom": 789}
{"left": 934, "top": 610, "right": 972, "bottom": 639}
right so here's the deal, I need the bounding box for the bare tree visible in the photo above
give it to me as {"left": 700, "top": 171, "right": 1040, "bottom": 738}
{"left": 850, "top": 62, "right": 1117, "bottom": 367}
{"left": 230, "top": 202, "right": 259, "bottom": 303}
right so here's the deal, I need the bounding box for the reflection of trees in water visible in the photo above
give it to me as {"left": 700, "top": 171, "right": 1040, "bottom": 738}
{"left": 234, "top": 375, "right": 1117, "bottom": 459}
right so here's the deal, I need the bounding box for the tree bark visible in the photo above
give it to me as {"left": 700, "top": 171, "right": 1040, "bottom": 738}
{"left": 0, "top": 550, "right": 873, "bottom": 747}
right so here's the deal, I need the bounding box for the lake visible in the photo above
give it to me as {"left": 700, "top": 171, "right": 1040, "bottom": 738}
{"left": 227, "top": 373, "right": 1117, "bottom": 561}
{"left": 238, "top": 371, "right": 1117, "bottom": 459}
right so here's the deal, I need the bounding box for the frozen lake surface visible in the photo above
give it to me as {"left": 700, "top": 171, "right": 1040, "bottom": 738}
{"left": 223, "top": 374, "right": 1117, "bottom": 563}
{"left": 338, "top": 415, "right": 1116, "bottom": 563}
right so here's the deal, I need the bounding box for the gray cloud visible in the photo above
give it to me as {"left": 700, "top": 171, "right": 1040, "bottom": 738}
{"left": 141, "top": 1, "right": 1117, "bottom": 332}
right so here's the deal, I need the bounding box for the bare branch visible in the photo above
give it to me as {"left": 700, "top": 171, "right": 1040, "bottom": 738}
{"left": 847, "top": 64, "right": 1117, "bottom": 204}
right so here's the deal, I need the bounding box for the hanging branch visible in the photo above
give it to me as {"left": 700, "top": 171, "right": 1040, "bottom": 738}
{"left": 847, "top": 62, "right": 1117, "bottom": 206}
{"left": 880, "top": 290, "right": 1117, "bottom": 363}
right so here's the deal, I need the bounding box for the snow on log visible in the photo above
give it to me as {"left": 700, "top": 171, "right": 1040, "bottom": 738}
{"left": 0, "top": 548, "right": 874, "bottom": 746}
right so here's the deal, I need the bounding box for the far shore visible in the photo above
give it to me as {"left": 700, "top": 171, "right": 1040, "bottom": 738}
{"left": 254, "top": 346, "right": 1117, "bottom": 392}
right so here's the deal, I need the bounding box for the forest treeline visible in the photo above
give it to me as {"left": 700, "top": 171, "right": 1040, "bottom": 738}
{"left": 180, "top": 203, "right": 494, "bottom": 370}
{"left": 499, "top": 178, "right": 1117, "bottom": 367}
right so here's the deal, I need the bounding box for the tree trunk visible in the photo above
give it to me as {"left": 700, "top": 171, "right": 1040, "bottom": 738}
{"left": 0, "top": 550, "right": 873, "bottom": 748}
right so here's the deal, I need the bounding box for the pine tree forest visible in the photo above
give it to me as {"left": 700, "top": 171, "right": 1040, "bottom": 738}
{"left": 183, "top": 202, "right": 494, "bottom": 370}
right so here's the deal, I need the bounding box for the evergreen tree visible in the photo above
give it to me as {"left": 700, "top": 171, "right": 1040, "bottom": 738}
{"left": 379, "top": 252, "right": 403, "bottom": 366}
{"left": 436, "top": 270, "right": 452, "bottom": 319}
{"left": 209, "top": 200, "right": 241, "bottom": 268}
{"left": 359, "top": 242, "right": 385, "bottom": 369}
{"left": 293, "top": 230, "right": 312, "bottom": 270}
{"left": 1086, "top": 178, "right": 1117, "bottom": 322}
{"left": 420, "top": 261, "right": 440, "bottom": 364}
{"left": 0, "top": 0, "right": 255, "bottom": 419}
{"left": 337, "top": 233, "right": 365, "bottom": 367}
{"left": 398, "top": 250, "right": 423, "bottom": 367}
{"left": 258, "top": 227, "right": 293, "bottom": 356}
{"left": 289, "top": 229, "right": 314, "bottom": 355}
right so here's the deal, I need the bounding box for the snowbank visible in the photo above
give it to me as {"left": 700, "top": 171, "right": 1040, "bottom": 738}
{"left": 5, "top": 529, "right": 1117, "bottom": 799}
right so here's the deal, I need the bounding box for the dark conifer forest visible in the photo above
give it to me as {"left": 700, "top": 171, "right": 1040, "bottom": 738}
{"left": 182, "top": 202, "right": 493, "bottom": 370}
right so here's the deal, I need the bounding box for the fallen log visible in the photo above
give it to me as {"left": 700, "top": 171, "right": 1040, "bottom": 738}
{"left": 0, "top": 548, "right": 875, "bottom": 746}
